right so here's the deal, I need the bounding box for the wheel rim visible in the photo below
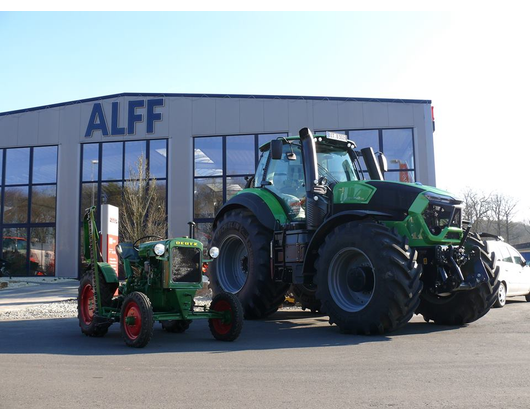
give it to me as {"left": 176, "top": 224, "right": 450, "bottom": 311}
{"left": 80, "top": 283, "right": 95, "bottom": 325}
{"left": 328, "top": 247, "right": 375, "bottom": 312}
{"left": 217, "top": 235, "right": 249, "bottom": 293}
{"left": 123, "top": 301, "right": 142, "bottom": 340}
{"left": 211, "top": 299, "right": 232, "bottom": 335}
{"left": 498, "top": 283, "right": 506, "bottom": 306}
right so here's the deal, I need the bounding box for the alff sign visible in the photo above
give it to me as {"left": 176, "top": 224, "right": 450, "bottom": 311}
{"left": 85, "top": 99, "right": 164, "bottom": 138}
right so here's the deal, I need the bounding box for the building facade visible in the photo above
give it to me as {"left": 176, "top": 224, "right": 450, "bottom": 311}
{"left": 0, "top": 93, "right": 435, "bottom": 278}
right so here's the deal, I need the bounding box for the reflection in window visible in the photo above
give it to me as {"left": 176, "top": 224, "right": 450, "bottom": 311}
{"left": 33, "top": 146, "right": 58, "bottom": 184}
{"left": 194, "top": 178, "right": 223, "bottom": 219}
{"left": 30, "top": 227, "right": 56, "bottom": 276}
{"left": 346, "top": 128, "right": 415, "bottom": 183}
{"left": 227, "top": 135, "right": 255, "bottom": 175}
{"left": 3, "top": 186, "right": 29, "bottom": 224}
{"left": 31, "top": 185, "right": 57, "bottom": 223}
{"left": 2, "top": 228, "right": 28, "bottom": 276}
{"left": 5, "top": 148, "right": 30, "bottom": 185}
{"left": 80, "top": 140, "right": 168, "bottom": 275}
{"left": 383, "top": 129, "right": 415, "bottom": 173}
{"left": 194, "top": 137, "right": 223, "bottom": 177}
{"left": 102, "top": 142, "right": 123, "bottom": 180}
{"left": 193, "top": 133, "right": 287, "bottom": 244}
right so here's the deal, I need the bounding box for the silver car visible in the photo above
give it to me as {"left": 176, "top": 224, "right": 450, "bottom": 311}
{"left": 484, "top": 237, "right": 530, "bottom": 307}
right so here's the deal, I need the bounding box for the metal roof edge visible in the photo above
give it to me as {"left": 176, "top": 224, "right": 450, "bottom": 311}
{"left": 0, "top": 92, "right": 432, "bottom": 117}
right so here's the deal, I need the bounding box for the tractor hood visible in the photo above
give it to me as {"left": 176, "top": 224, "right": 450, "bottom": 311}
{"left": 332, "top": 180, "right": 462, "bottom": 221}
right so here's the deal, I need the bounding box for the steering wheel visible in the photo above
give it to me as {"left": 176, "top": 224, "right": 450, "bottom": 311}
{"left": 133, "top": 235, "right": 165, "bottom": 251}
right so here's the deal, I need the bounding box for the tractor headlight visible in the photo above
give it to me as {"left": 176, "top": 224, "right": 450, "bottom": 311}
{"left": 154, "top": 243, "right": 166, "bottom": 256}
{"left": 209, "top": 247, "right": 220, "bottom": 259}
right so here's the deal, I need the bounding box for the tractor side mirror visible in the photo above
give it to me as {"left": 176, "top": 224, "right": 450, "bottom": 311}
{"left": 376, "top": 152, "right": 388, "bottom": 173}
{"left": 271, "top": 139, "right": 283, "bottom": 160}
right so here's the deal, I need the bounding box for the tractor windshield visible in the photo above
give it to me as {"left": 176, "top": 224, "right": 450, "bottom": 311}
{"left": 316, "top": 145, "right": 358, "bottom": 184}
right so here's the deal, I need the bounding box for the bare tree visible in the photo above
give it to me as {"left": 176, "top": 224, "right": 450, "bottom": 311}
{"left": 488, "top": 193, "right": 519, "bottom": 242}
{"left": 120, "top": 154, "right": 167, "bottom": 243}
{"left": 462, "top": 187, "right": 491, "bottom": 233}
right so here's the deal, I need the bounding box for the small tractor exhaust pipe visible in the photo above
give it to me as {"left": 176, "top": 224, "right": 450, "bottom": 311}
{"left": 188, "top": 221, "right": 196, "bottom": 239}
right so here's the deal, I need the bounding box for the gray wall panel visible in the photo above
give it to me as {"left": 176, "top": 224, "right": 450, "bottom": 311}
{"left": 264, "top": 99, "right": 289, "bottom": 132}
{"left": 0, "top": 115, "right": 19, "bottom": 147}
{"left": 313, "top": 100, "right": 339, "bottom": 130}
{"left": 192, "top": 97, "right": 216, "bottom": 135}
{"left": 215, "top": 98, "right": 240, "bottom": 135}
{"left": 362, "top": 102, "right": 389, "bottom": 128}
{"left": 37, "top": 108, "right": 61, "bottom": 145}
{"left": 17, "top": 112, "right": 39, "bottom": 146}
{"left": 338, "top": 101, "right": 364, "bottom": 129}
{"left": 239, "top": 99, "right": 264, "bottom": 133}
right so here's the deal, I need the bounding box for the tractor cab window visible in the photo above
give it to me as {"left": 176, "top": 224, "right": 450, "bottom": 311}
{"left": 263, "top": 142, "right": 306, "bottom": 220}
{"left": 316, "top": 146, "right": 358, "bottom": 184}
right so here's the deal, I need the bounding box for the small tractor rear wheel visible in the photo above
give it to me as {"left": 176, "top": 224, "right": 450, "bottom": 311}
{"left": 209, "top": 292, "right": 244, "bottom": 342}
{"left": 77, "top": 269, "right": 116, "bottom": 337}
{"left": 315, "top": 221, "right": 422, "bottom": 334}
{"left": 120, "top": 292, "right": 154, "bottom": 348}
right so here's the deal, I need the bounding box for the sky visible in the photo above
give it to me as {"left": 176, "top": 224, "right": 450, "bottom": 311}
{"left": 0, "top": 7, "right": 529, "bottom": 219}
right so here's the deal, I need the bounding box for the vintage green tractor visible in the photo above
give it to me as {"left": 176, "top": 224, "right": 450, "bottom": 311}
{"left": 209, "top": 128, "right": 499, "bottom": 334}
{"left": 77, "top": 206, "right": 243, "bottom": 348}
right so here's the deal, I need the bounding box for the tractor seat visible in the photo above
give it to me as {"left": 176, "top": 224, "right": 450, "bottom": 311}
{"left": 118, "top": 242, "right": 139, "bottom": 262}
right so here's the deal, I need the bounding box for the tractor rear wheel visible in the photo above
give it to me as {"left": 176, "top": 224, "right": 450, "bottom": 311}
{"left": 210, "top": 209, "right": 289, "bottom": 319}
{"left": 315, "top": 221, "right": 422, "bottom": 334}
{"left": 120, "top": 292, "right": 154, "bottom": 348}
{"left": 77, "top": 269, "right": 116, "bottom": 337}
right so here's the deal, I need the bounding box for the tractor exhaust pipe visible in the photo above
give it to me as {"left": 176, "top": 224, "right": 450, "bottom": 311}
{"left": 299, "top": 128, "right": 328, "bottom": 230}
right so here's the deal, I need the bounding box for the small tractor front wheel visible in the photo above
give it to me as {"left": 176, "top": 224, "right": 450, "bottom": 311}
{"left": 120, "top": 292, "right": 154, "bottom": 348}
{"left": 209, "top": 292, "right": 244, "bottom": 342}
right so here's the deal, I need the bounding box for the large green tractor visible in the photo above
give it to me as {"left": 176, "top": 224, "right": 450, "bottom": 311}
{"left": 208, "top": 128, "right": 499, "bottom": 334}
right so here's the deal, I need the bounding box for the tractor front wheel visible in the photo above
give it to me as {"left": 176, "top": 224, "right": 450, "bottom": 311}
{"left": 120, "top": 292, "right": 154, "bottom": 348}
{"left": 209, "top": 292, "right": 244, "bottom": 342}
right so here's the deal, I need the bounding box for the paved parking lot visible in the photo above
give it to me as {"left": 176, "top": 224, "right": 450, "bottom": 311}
{"left": 1, "top": 296, "right": 530, "bottom": 409}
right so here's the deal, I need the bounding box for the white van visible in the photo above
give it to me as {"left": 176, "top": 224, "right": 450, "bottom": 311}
{"left": 484, "top": 237, "right": 530, "bottom": 307}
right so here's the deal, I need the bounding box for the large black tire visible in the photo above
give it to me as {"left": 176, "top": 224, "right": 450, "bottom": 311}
{"left": 120, "top": 292, "right": 154, "bottom": 348}
{"left": 416, "top": 233, "right": 500, "bottom": 325}
{"left": 314, "top": 221, "right": 422, "bottom": 335}
{"left": 77, "top": 269, "right": 117, "bottom": 337}
{"left": 209, "top": 209, "right": 289, "bottom": 319}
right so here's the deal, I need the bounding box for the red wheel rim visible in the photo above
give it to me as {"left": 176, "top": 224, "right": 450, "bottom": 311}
{"left": 80, "top": 283, "right": 95, "bottom": 325}
{"left": 123, "top": 301, "right": 142, "bottom": 340}
{"left": 211, "top": 300, "right": 232, "bottom": 335}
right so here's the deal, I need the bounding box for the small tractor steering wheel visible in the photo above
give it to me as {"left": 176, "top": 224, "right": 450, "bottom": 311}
{"left": 133, "top": 235, "right": 165, "bottom": 251}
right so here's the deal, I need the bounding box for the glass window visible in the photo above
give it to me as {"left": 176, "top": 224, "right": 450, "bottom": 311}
{"left": 227, "top": 135, "right": 255, "bottom": 175}
{"left": 31, "top": 185, "right": 57, "bottom": 223}
{"left": 80, "top": 183, "right": 98, "bottom": 217}
{"left": 102, "top": 142, "right": 123, "bottom": 180}
{"left": 2, "top": 227, "right": 28, "bottom": 276}
{"left": 124, "top": 141, "right": 146, "bottom": 179}
{"left": 1, "top": 146, "right": 58, "bottom": 277}
{"left": 259, "top": 133, "right": 286, "bottom": 148}
{"left": 196, "top": 222, "right": 213, "bottom": 246}
{"left": 32, "top": 146, "right": 58, "bottom": 184}
{"left": 226, "top": 176, "right": 248, "bottom": 201}
{"left": 30, "top": 227, "right": 56, "bottom": 276}
{"left": 101, "top": 182, "right": 123, "bottom": 208}
{"left": 384, "top": 171, "right": 415, "bottom": 183}
{"left": 252, "top": 150, "right": 270, "bottom": 188}
{"left": 150, "top": 140, "right": 167, "bottom": 179}
{"left": 382, "top": 129, "right": 415, "bottom": 172}
{"left": 194, "top": 178, "right": 223, "bottom": 219}
{"left": 5, "top": 148, "right": 30, "bottom": 185}
{"left": 348, "top": 130, "right": 379, "bottom": 152}
{"left": 3, "top": 186, "right": 29, "bottom": 223}
{"left": 194, "top": 137, "right": 223, "bottom": 177}
{"left": 82, "top": 143, "right": 100, "bottom": 182}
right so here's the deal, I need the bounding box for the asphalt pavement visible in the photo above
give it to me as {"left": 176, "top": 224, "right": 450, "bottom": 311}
{"left": 2, "top": 278, "right": 530, "bottom": 409}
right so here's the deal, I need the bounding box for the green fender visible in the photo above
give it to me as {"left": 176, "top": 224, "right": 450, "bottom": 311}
{"left": 96, "top": 262, "right": 119, "bottom": 283}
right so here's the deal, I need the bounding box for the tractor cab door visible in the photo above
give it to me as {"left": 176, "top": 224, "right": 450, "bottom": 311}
{"left": 261, "top": 142, "right": 306, "bottom": 221}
